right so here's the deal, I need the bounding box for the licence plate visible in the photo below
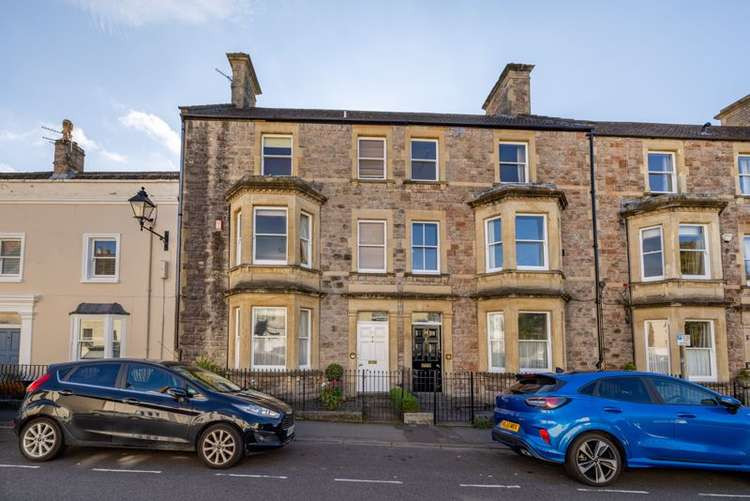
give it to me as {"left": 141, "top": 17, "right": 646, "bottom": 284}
{"left": 500, "top": 420, "right": 520, "bottom": 432}
{"left": 286, "top": 425, "right": 295, "bottom": 437}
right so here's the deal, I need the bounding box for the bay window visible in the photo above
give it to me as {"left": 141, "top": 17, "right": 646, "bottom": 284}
{"left": 515, "top": 214, "right": 547, "bottom": 270}
{"left": 645, "top": 319, "right": 670, "bottom": 374}
{"left": 684, "top": 320, "right": 715, "bottom": 381}
{"left": 253, "top": 208, "right": 287, "bottom": 264}
{"left": 679, "top": 224, "right": 708, "bottom": 278}
{"left": 71, "top": 315, "right": 125, "bottom": 360}
{"left": 485, "top": 217, "right": 503, "bottom": 272}
{"left": 357, "top": 220, "right": 386, "bottom": 272}
{"left": 252, "top": 307, "right": 287, "bottom": 369}
{"left": 640, "top": 226, "right": 664, "bottom": 280}
{"left": 518, "top": 312, "right": 551, "bottom": 371}
{"left": 487, "top": 312, "right": 505, "bottom": 372}
{"left": 298, "top": 309, "right": 311, "bottom": 368}
{"left": 235, "top": 211, "right": 242, "bottom": 266}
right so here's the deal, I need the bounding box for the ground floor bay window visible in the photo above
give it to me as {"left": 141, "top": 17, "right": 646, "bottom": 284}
{"left": 684, "top": 320, "right": 716, "bottom": 381}
{"left": 70, "top": 311, "right": 127, "bottom": 360}
{"left": 251, "top": 307, "right": 287, "bottom": 369}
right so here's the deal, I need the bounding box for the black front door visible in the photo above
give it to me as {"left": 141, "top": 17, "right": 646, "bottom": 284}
{"left": 412, "top": 325, "right": 442, "bottom": 392}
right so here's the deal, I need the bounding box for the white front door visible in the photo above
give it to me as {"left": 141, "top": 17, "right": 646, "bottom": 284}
{"left": 357, "top": 321, "right": 389, "bottom": 392}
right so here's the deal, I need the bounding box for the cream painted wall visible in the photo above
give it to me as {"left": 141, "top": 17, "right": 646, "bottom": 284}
{"left": 0, "top": 178, "right": 178, "bottom": 364}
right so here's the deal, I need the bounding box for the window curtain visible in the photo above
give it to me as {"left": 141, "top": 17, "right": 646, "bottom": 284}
{"left": 685, "top": 322, "right": 713, "bottom": 378}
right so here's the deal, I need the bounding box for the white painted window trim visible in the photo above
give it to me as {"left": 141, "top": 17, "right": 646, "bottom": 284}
{"left": 647, "top": 151, "right": 677, "bottom": 194}
{"left": 498, "top": 141, "right": 529, "bottom": 184}
{"left": 235, "top": 210, "right": 242, "bottom": 266}
{"left": 409, "top": 138, "right": 439, "bottom": 181}
{"left": 251, "top": 306, "right": 287, "bottom": 370}
{"left": 69, "top": 314, "right": 127, "bottom": 361}
{"left": 743, "top": 235, "right": 750, "bottom": 286}
{"left": 0, "top": 232, "right": 25, "bottom": 282}
{"left": 0, "top": 294, "right": 36, "bottom": 364}
{"left": 411, "top": 221, "right": 440, "bottom": 274}
{"left": 644, "top": 319, "right": 670, "bottom": 374}
{"left": 640, "top": 225, "right": 664, "bottom": 281}
{"left": 261, "top": 134, "right": 293, "bottom": 176}
{"left": 234, "top": 307, "right": 241, "bottom": 369}
{"left": 679, "top": 224, "right": 710, "bottom": 279}
{"left": 515, "top": 213, "right": 548, "bottom": 271}
{"left": 738, "top": 155, "right": 750, "bottom": 195}
{"left": 518, "top": 311, "right": 552, "bottom": 373}
{"left": 357, "top": 137, "right": 387, "bottom": 180}
{"left": 357, "top": 219, "right": 387, "bottom": 273}
{"left": 252, "top": 207, "right": 288, "bottom": 265}
{"left": 300, "top": 211, "right": 313, "bottom": 269}
{"left": 81, "top": 233, "right": 121, "bottom": 283}
{"left": 684, "top": 319, "right": 717, "bottom": 383}
{"left": 486, "top": 311, "right": 505, "bottom": 373}
{"left": 298, "top": 308, "right": 312, "bottom": 369}
{"left": 484, "top": 216, "right": 503, "bottom": 272}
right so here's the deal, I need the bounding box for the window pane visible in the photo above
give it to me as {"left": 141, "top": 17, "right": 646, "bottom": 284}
{"left": 648, "top": 173, "right": 671, "bottom": 192}
{"left": 359, "top": 139, "right": 384, "bottom": 158}
{"left": 516, "top": 215, "right": 544, "bottom": 240}
{"left": 412, "top": 223, "right": 424, "bottom": 246}
{"left": 411, "top": 140, "right": 436, "bottom": 160}
{"left": 685, "top": 321, "right": 711, "bottom": 348}
{"left": 679, "top": 226, "right": 705, "bottom": 250}
{"left": 597, "top": 378, "right": 652, "bottom": 403}
{"left": 680, "top": 251, "right": 705, "bottom": 276}
{"left": 79, "top": 319, "right": 105, "bottom": 359}
{"left": 125, "top": 365, "right": 179, "bottom": 393}
{"left": 741, "top": 176, "right": 750, "bottom": 195}
{"left": 489, "top": 243, "right": 503, "bottom": 270}
{"left": 94, "top": 258, "right": 116, "bottom": 276}
{"left": 641, "top": 228, "right": 662, "bottom": 253}
{"left": 519, "top": 341, "right": 548, "bottom": 370}
{"left": 94, "top": 240, "right": 116, "bottom": 257}
{"left": 359, "top": 222, "right": 384, "bottom": 245}
{"left": 112, "top": 319, "right": 122, "bottom": 358}
{"left": 517, "top": 242, "right": 544, "bottom": 267}
{"left": 1, "top": 258, "right": 20, "bottom": 275}
{"left": 643, "top": 253, "right": 663, "bottom": 278}
{"left": 487, "top": 219, "right": 501, "bottom": 244}
{"left": 500, "top": 163, "right": 524, "bottom": 183}
{"left": 68, "top": 363, "right": 120, "bottom": 387}
{"left": 253, "top": 308, "right": 286, "bottom": 367}
{"left": 740, "top": 156, "right": 750, "bottom": 175}
{"left": 255, "top": 210, "right": 286, "bottom": 234}
{"left": 423, "top": 223, "right": 438, "bottom": 246}
{"left": 360, "top": 247, "right": 385, "bottom": 270}
{"left": 651, "top": 378, "right": 717, "bottom": 406}
{"left": 298, "top": 310, "right": 310, "bottom": 367}
{"left": 519, "top": 313, "right": 548, "bottom": 341}
{"left": 253, "top": 337, "right": 286, "bottom": 367}
{"left": 424, "top": 248, "right": 438, "bottom": 271}
{"left": 255, "top": 235, "right": 286, "bottom": 261}
{"left": 263, "top": 136, "right": 292, "bottom": 152}
{"left": 300, "top": 214, "right": 310, "bottom": 240}
{"left": 359, "top": 159, "right": 385, "bottom": 178}
{"left": 411, "top": 161, "right": 437, "bottom": 180}
{"left": 646, "top": 320, "right": 669, "bottom": 374}
{"left": 488, "top": 313, "right": 505, "bottom": 369}
{"left": 0, "top": 240, "right": 21, "bottom": 257}
{"left": 263, "top": 157, "right": 292, "bottom": 176}
{"left": 499, "top": 143, "right": 526, "bottom": 163}
{"left": 412, "top": 247, "right": 424, "bottom": 269}
{"left": 648, "top": 153, "right": 673, "bottom": 173}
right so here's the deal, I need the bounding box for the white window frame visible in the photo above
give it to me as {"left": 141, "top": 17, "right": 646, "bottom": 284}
{"left": 0, "top": 232, "right": 25, "bottom": 282}
{"left": 679, "top": 224, "right": 710, "bottom": 279}
{"left": 647, "top": 151, "right": 677, "bottom": 194}
{"left": 234, "top": 307, "right": 241, "bottom": 369}
{"left": 252, "top": 207, "right": 288, "bottom": 265}
{"left": 357, "top": 137, "right": 386, "bottom": 180}
{"left": 684, "top": 319, "right": 717, "bottom": 383}
{"left": 486, "top": 311, "right": 505, "bottom": 373}
{"left": 411, "top": 221, "right": 440, "bottom": 274}
{"left": 300, "top": 211, "right": 312, "bottom": 269}
{"left": 81, "top": 233, "right": 120, "bottom": 283}
{"left": 69, "top": 314, "right": 127, "bottom": 361}
{"left": 251, "top": 306, "right": 287, "bottom": 370}
{"left": 298, "top": 308, "right": 312, "bottom": 369}
{"left": 410, "top": 138, "right": 439, "bottom": 181}
{"left": 738, "top": 155, "right": 750, "bottom": 195}
{"left": 644, "top": 319, "right": 670, "bottom": 375}
{"left": 261, "top": 134, "right": 293, "bottom": 176}
{"left": 484, "top": 216, "right": 503, "bottom": 272}
{"left": 640, "top": 225, "right": 664, "bottom": 281}
{"left": 498, "top": 141, "right": 529, "bottom": 184}
{"left": 515, "top": 213, "right": 548, "bottom": 271}
{"left": 357, "top": 219, "right": 387, "bottom": 273}
{"left": 235, "top": 210, "right": 242, "bottom": 266}
{"left": 743, "top": 235, "right": 750, "bottom": 286}
{"left": 518, "top": 311, "right": 552, "bottom": 373}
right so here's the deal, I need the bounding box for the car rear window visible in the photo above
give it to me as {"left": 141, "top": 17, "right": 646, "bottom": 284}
{"left": 508, "top": 375, "right": 561, "bottom": 394}
{"left": 67, "top": 364, "right": 120, "bottom": 388}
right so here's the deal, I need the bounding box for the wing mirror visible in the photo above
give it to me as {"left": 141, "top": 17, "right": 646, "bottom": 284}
{"left": 166, "top": 387, "right": 188, "bottom": 400}
{"left": 718, "top": 395, "right": 742, "bottom": 414}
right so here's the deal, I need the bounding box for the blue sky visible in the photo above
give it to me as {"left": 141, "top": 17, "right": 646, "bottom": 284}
{"left": 1, "top": 0, "right": 748, "bottom": 173}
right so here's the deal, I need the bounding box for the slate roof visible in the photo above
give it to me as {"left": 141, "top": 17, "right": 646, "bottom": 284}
{"left": 70, "top": 303, "right": 130, "bottom": 315}
{"left": 0, "top": 171, "right": 179, "bottom": 180}
{"left": 179, "top": 104, "right": 750, "bottom": 141}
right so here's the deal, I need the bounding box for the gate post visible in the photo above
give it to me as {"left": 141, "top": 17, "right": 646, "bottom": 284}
{"left": 470, "top": 372, "right": 475, "bottom": 425}
{"left": 361, "top": 370, "right": 366, "bottom": 417}
{"left": 302, "top": 372, "right": 306, "bottom": 411}
{"left": 432, "top": 371, "right": 438, "bottom": 425}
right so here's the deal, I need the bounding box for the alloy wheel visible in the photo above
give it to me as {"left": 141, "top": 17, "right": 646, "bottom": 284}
{"left": 22, "top": 421, "right": 57, "bottom": 459}
{"left": 575, "top": 438, "right": 618, "bottom": 485}
{"left": 201, "top": 429, "right": 237, "bottom": 467}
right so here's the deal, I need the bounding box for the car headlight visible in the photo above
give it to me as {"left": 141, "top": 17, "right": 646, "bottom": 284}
{"left": 234, "top": 403, "right": 280, "bottom": 419}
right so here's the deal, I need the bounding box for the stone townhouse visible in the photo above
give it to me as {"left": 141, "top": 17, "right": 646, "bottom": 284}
{"left": 176, "top": 52, "right": 750, "bottom": 384}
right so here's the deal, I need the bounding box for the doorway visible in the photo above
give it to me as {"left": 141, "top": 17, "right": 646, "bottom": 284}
{"left": 412, "top": 313, "right": 442, "bottom": 392}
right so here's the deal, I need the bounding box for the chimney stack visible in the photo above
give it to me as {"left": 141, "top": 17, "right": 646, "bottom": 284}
{"left": 714, "top": 94, "right": 750, "bottom": 126}
{"left": 482, "top": 63, "right": 535, "bottom": 116}
{"left": 226, "top": 52, "right": 262, "bottom": 109}
{"left": 52, "top": 119, "right": 85, "bottom": 178}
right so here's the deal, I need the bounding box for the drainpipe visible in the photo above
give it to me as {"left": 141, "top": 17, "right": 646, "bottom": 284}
{"left": 587, "top": 132, "right": 605, "bottom": 369}
{"left": 145, "top": 231, "right": 153, "bottom": 359}
{"left": 173, "top": 118, "right": 187, "bottom": 360}
{"left": 623, "top": 216, "right": 636, "bottom": 365}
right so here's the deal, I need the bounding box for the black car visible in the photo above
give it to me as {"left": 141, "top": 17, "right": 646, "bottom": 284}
{"left": 14, "top": 359, "right": 294, "bottom": 468}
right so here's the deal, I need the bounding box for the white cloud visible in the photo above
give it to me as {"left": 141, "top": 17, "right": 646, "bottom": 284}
{"left": 66, "top": 125, "right": 128, "bottom": 165}
{"left": 68, "top": 0, "right": 251, "bottom": 27}
{"left": 119, "top": 110, "right": 180, "bottom": 155}
{"left": 100, "top": 151, "right": 128, "bottom": 163}
{"left": 0, "top": 128, "right": 37, "bottom": 142}
{"left": 0, "top": 162, "right": 16, "bottom": 172}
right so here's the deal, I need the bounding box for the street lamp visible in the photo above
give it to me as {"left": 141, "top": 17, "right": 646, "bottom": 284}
{"left": 128, "top": 187, "right": 169, "bottom": 251}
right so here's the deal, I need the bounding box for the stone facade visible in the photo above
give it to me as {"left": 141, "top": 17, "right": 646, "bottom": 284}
{"left": 177, "top": 54, "right": 750, "bottom": 381}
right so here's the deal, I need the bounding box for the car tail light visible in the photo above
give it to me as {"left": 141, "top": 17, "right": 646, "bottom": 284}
{"left": 525, "top": 396, "right": 568, "bottom": 409}
{"left": 26, "top": 373, "right": 51, "bottom": 394}
{"left": 539, "top": 428, "right": 551, "bottom": 444}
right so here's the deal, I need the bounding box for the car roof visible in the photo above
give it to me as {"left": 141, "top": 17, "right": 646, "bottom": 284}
{"left": 52, "top": 359, "right": 176, "bottom": 369}
{"left": 551, "top": 370, "right": 678, "bottom": 384}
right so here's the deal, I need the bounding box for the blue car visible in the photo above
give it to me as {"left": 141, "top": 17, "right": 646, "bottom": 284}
{"left": 492, "top": 371, "right": 747, "bottom": 486}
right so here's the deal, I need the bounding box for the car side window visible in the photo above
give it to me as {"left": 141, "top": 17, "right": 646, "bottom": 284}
{"left": 595, "top": 377, "right": 652, "bottom": 404}
{"left": 650, "top": 377, "right": 718, "bottom": 406}
{"left": 67, "top": 364, "right": 121, "bottom": 388}
{"left": 125, "top": 364, "right": 180, "bottom": 394}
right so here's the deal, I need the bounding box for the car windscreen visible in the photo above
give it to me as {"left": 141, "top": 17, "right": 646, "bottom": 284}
{"left": 170, "top": 365, "right": 242, "bottom": 393}
{"left": 507, "top": 374, "right": 561, "bottom": 394}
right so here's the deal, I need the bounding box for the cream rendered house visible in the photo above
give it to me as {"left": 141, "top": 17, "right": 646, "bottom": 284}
{"left": 0, "top": 122, "right": 178, "bottom": 364}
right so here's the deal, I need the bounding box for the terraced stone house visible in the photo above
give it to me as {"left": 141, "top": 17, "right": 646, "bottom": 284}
{"left": 177, "top": 52, "right": 750, "bottom": 383}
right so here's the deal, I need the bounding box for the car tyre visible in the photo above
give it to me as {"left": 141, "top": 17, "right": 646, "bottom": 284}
{"left": 565, "top": 432, "right": 623, "bottom": 487}
{"left": 197, "top": 423, "right": 243, "bottom": 469}
{"left": 19, "top": 417, "right": 64, "bottom": 462}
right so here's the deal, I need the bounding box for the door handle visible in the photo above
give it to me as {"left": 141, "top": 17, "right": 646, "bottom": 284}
{"left": 58, "top": 390, "right": 73, "bottom": 396}
{"left": 123, "top": 398, "right": 140, "bottom": 405}
{"left": 677, "top": 413, "right": 696, "bottom": 419}
{"left": 603, "top": 407, "right": 623, "bottom": 414}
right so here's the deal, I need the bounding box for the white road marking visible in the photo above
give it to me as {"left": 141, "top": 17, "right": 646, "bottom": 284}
{"left": 91, "top": 468, "right": 161, "bottom": 474}
{"left": 459, "top": 484, "right": 520, "bottom": 489}
{"left": 215, "top": 473, "right": 288, "bottom": 479}
{"left": 334, "top": 478, "right": 403, "bottom": 485}
{"left": 699, "top": 495, "right": 750, "bottom": 499}
{"left": 577, "top": 488, "right": 649, "bottom": 494}
{"left": 0, "top": 464, "right": 40, "bottom": 469}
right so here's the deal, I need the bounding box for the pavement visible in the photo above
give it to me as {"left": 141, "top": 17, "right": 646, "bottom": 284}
{"left": 2, "top": 417, "right": 750, "bottom": 500}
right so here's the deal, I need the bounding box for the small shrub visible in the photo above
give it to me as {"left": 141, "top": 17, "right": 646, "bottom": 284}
{"left": 195, "top": 356, "right": 223, "bottom": 374}
{"left": 623, "top": 362, "right": 637, "bottom": 371}
{"left": 320, "top": 381, "right": 343, "bottom": 410}
{"left": 390, "top": 387, "right": 419, "bottom": 413}
{"left": 324, "top": 363, "right": 344, "bottom": 382}
{"left": 472, "top": 416, "right": 493, "bottom": 429}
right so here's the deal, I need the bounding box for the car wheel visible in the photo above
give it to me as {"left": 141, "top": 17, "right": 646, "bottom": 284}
{"left": 565, "top": 433, "right": 622, "bottom": 486}
{"left": 19, "top": 417, "right": 63, "bottom": 462}
{"left": 197, "top": 424, "right": 243, "bottom": 469}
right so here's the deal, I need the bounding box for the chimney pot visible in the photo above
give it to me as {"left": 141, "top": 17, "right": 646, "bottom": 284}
{"left": 226, "top": 52, "right": 262, "bottom": 109}
{"left": 482, "top": 63, "right": 534, "bottom": 116}
{"left": 52, "top": 119, "right": 85, "bottom": 178}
